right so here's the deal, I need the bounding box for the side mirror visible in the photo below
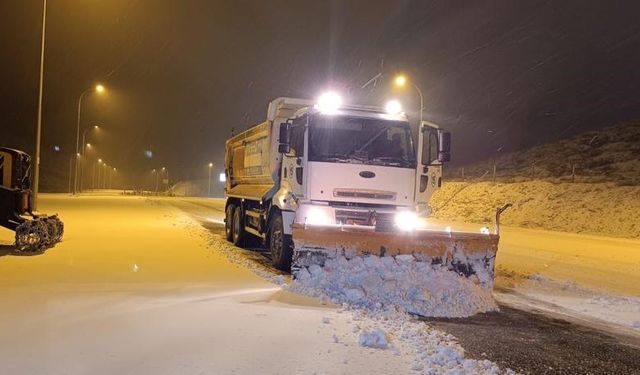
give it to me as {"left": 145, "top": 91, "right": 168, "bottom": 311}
{"left": 278, "top": 144, "right": 291, "bottom": 154}
{"left": 438, "top": 131, "right": 451, "bottom": 162}
{"left": 278, "top": 122, "right": 291, "bottom": 154}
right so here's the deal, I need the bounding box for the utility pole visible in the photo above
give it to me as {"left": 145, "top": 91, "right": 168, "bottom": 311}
{"left": 32, "top": 0, "right": 47, "bottom": 210}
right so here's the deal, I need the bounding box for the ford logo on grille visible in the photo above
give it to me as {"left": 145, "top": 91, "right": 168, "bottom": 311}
{"left": 359, "top": 171, "right": 376, "bottom": 178}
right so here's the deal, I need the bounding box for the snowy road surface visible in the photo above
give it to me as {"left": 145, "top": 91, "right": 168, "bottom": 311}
{"left": 169, "top": 196, "right": 640, "bottom": 374}
{"left": 0, "top": 195, "right": 411, "bottom": 374}
{"left": 1, "top": 194, "right": 639, "bottom": 374}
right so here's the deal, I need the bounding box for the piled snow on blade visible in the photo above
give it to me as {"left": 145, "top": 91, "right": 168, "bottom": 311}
{"left": 290, "top": 253, "right": 497, "bottom": 318}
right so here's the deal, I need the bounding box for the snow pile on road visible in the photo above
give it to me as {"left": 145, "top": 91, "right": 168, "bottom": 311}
{"left": 431, "top": 180, "right": 640, "bottom": 239}
{"left": 289, "top": 254, "right": 497, "bottom": 318}
{"left": 358, "top": 329, "right": 388, "bottom": 349}
{"left": 345, "top": 309, "right": 512, "bottom": 374}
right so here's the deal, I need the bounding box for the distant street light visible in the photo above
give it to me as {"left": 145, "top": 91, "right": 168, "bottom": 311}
{"left": 79, "top": 125, "right": 99, "bottom": 192}
{"left": 102, "top": 162, "right": 108, "bottom": 189}
{"left": 394, "top": 74, "right": 424, "bottom": 124}
{"left": 74, "top": 85, "right": 105, "bottom": 194}
{"left": 208, "top": 162, "right": 213, "bottom": 197}
{"left": 152, "top": 169, "right": 159, "bottom": 193}
{"left": 161, "top": 167, "right": 169, "bottom": 192}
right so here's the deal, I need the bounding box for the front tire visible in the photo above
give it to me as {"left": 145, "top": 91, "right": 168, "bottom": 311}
{"left": 232, "top": 205, "right": 245, "bottom": 247}
{"left": 225, "top": 204, "right": 235, "bottom": 242}
{"left": 269, "top": 214, "right": 293, "bottom": 271}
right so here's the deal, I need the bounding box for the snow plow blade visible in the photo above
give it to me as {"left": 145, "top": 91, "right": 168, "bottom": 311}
{"left": 290, "top": 224, "right": 500, "bottom": 317}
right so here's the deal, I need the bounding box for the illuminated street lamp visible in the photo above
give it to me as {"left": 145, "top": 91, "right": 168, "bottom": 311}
{"left": 92, "top": 158, "right": 103, "bottom": 190}
{"left": 152, "top": 169, "right": 159, "bottom": 193}
{"left": 74, "top": 85, "right": 105, "bottom": 194}
{"left": 102, "top": 162, "right": 108, "bottom": 189}
{"left": 394, "top": 75, "right": 407, "bottom": 87}
{"left": 394, "top": 74, "right": 424, "bottom": 124}
{"left": 208, "top": 162, "right": 213, "bottom": 197}
{"left": 161, "top": 167, "right": 169, "bottom": 193}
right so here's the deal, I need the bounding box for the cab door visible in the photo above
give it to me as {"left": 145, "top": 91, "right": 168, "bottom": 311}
{"left": 280, "top": 116, "right": 307, "bottom": 200}
{"left": 415, "top": 122, "right": 447, "bottom": 215}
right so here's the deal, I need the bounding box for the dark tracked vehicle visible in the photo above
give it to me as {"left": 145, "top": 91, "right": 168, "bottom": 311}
{"left": 0, "top": 147, "right": 63, "bottom": 252}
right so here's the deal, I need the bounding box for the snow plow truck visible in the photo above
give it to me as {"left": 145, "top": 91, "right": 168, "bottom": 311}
{"left": 224, "top": 95, "right": 506, "bottom": 301}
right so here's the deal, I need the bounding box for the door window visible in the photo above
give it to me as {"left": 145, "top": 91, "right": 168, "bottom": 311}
{"left": 289, "top": 118, "right": 306, "bottom": 157}
{"left": 422, "top": 130, "right": 439, "bottom": 165}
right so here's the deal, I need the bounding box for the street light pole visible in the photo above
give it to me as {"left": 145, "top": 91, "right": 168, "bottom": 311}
{"left": 74, "top": 89, "right": 89, "bottom": 194}
{"left": 208, "top": 163, "right": 213, "bottom": 197}
{"left": 79, "top": 125, "right": 98, "bottom": 192}
{"left": 74, "top": 85, "right": 104, "bottom": 194}
{"left": 153, "top": 170, "right": 158, "bottom": 193}
{"left": 32, "top": 0, "right": 47, "bottom": 211}
{"left": 102, "top": 163, "right": 107, "bottom": 189}
{"left": 68, "top": 156, "right": 73, "bottom": 194}
{"left": 410, "top": 82, "right": 424, "bottom": 125}
{"left": 394, "top": 75, "right": 424, "bottom": 125}
{"left": 161, "top": 167, "right": 167, "bottom": 193}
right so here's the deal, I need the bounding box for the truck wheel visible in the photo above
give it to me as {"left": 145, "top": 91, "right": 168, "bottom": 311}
{"left": 225, "top": 204, "right": 235, "bottom": 242}
{"left": 232, "top": 205, "right": 245, "bottom": 247}
{"left": 269, "top": 214, "right": 293, "bottom": 271}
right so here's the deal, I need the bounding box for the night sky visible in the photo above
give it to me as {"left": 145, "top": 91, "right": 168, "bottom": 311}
{"left": 1, "top": 0, "right": 639, "bottom": 191}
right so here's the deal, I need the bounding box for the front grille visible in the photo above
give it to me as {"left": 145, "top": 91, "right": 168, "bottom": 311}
{"left": 333, "top": 189, "right": 396, "bottom": 200}
{"left": 335, "top": 209, "right": 394, "bottom": 226}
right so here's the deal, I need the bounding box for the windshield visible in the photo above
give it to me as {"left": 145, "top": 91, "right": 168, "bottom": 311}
{"left": 308, "top": 115, "right": 416, "bottom": 168}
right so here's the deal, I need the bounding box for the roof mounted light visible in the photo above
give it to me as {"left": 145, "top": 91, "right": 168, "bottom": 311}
{"left": 385, "top": 99, "right": 402, "bottom": 115}
{"left": 315, "top": 91, "right": 342, "bottom": 114}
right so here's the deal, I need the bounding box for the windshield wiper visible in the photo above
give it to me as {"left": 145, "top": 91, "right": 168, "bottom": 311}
{"left": 322, "top": 153, "right": 367, "bottom": 163}
{"left": 353, "top": 126, "right": 392, "bottom": 154}
{"left": 370, "top": 156, "right": 413, "bottom": 167}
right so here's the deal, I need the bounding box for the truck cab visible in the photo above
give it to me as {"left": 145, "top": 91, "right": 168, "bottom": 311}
{"left": 224, "top": 96, "right": 450, "bottom": 270}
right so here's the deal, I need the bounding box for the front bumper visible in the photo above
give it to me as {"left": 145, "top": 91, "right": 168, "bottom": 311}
{"left": 295, "top": 202, "right": 417, "bottom": 232}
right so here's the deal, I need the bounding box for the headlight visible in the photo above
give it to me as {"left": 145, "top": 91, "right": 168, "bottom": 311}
{"left": 315, "top": 92, "right": 342, "bottom": 114}
{"left": 305, "top": 207, "right": 333, "bottom": 226}
{"left": 385, "top": 99, "right": 402, "bottom": 115}
{"left": 394, "top": 211, "right": 418, "bottom": 231}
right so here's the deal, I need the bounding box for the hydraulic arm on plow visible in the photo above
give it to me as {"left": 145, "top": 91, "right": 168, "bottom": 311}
{"left": 0, "top": 147, "right": 63, "bottom": 252}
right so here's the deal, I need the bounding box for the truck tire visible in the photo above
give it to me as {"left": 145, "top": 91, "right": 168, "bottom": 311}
{"left": 225, "top": 204, "right": 235, "bottom": 242}
{"left": 269, "top": 214, "right": 293, "bottom": 271}
{"left": 232, "top": 205, "right": 245, "bottom": 247}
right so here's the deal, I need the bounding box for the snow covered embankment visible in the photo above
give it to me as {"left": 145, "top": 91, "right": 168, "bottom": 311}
{"left": 289, "top": 253, "right": 497, "bottom": 318}
{"left": 431, "top": 180, "right": 640, "bottom": 239}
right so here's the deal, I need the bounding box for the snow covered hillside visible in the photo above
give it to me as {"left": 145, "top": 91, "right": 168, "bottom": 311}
{"left": 431, "top": 180, "right": 640, "bottom": 239}
{"left": 449, "top": 121, "right": 640, "bottom": 186}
